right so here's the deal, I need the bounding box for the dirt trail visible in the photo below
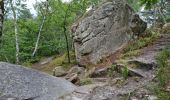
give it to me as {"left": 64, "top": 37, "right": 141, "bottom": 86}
{"left": 130, "top": 34, "right": 170, "bottom": 65}
{"left": 31, "top": 56, "right": 54, "bottom": 69}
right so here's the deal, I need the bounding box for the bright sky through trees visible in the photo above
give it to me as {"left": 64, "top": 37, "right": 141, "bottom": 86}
{"left": 26, "top": 0, "right": 71, "bottom": 15}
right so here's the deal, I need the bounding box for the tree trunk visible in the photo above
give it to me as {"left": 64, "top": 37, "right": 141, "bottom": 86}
{"left": 32, "top": 16, "right": 46, "bottom": 57}
{"left": 10, "top": 0, "right": 20, "bottom": 64}
{"left": 0, "top": 0, "right": 4, "bottom": 41}
{"left": 32, "top": 0, "right": 48, "bottom": 57}
{"left": 63, "top": 26, "right": 71, "bottom": 63}
{"left": 63, "top": 5, "right": 71, "bottom": 63}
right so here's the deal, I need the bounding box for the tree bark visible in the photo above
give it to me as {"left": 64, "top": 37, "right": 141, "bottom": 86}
{"left": 63, "top": 5, "right": 71, "bottom": 63}
{"left": 10, "top": 0, "right": 20, "bottom": 64}
{"left": 63, "top": 25, "right": 71, "bottom": 63}
{"left": 32, "top": 0, "right": 48, "bottom": 57}
{"left": 32, "top": 16, "right": 46, "bottom": 57}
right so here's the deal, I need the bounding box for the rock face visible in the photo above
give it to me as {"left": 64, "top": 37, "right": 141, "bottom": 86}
{"left": 72, "top": 0, "right": 147, "bottom": 66}
{"left": 130, "top": 14, "right": 147, "bottom": 37}
{"left": 0, "top": 62, "right": 76, "bottom": 100}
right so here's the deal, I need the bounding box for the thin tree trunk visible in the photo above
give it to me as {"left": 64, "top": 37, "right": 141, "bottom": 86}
{"left": 63, "top": 25, "right": 70, "bottom": 63}
{"left": 10, "top": 0, "right": 20, "bottom": 64}
{"left": 4, "top": 55, "right": 9, "bottom": 62}
{"left": 63, "top": 5, "right": 71, "bottom": 63}
{"left": 0, "top": 0, "right": 4, "bottom": 40}
{"left": 32, "top": 0, "right": 48, "bottom": 57}
{"left": 14, "top": 18, "right": 19, "bottom": 64}
{"left": 32, "top": 16, "right": 46, "bottom": 57}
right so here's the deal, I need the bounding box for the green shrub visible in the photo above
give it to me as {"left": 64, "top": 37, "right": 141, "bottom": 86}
{"left": 79, "top": 78, "right": 93, "bottom": 85}
{"left": 155, "top": 46, "right": 170, "bottom": 100}
{"left": 107, "top": 64, "right": 116, "bottom": 77}
{"left": 121, "top": 66, "right": 129, "bottom": 79}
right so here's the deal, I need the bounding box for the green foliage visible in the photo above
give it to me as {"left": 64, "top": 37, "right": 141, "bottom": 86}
{"left": 0, "top": 0, "right": 99, "bottom": 64}
{"left": 107, "top": 64, "right": 116, "bottom": 77}
{"left": 156, "top": 47, "right": 170, "bottom": 86}
{"left": 155, "top": 88, "right": 170, "bottom": 100}
{"left": 121, "top": 66, "right": 129, "bottom": 79}
{"left": 155, "top": 46, "right": 170, "bottom": 99}
{"left": 79, "top": 78, "right": 93, "bottom": 85}
{"left": 37, "top": 51, "right": 76, "bottom": 74}
{"left": 127, "top": 0, "right": 141, "bottom": 12}
{"left": 139, "top": 0, "right": 159, "bottom": 9}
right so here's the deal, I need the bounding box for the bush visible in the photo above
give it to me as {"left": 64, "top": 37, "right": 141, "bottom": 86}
{"left": 155, "top": 46, "right": 170, "bottom": 99}
{"left": 156, "top": 48, "right": 170, "bottom": 86}
{"left": 79, "top": 78, "right": 93, "bottom": 85}
{"left": 121, "top": 66, "right": 129, "bottom": 79}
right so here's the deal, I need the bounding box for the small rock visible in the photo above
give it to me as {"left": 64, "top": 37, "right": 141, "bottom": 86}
{"left": 66, "top": 73, "right": 80, "bottom": 84}
{"left": 64, "top": 66, "right": 85, "bottom": 84}
{"left": 53, "top": 66, "right": 67, "bottom": 77}
{"left": 131, "top": 97, "right": 138, "bottom": 100}
{"left": 90, "top": 67, "right": 109, "bottom": 78}
{"left": 68, "top": 66, "right": 85, "bottom": 76}
{"left": 148, "top": 95, "right": 157, "bottom": 100}
{"left": 162, "top": 23, "right": 170, "bottom": 34}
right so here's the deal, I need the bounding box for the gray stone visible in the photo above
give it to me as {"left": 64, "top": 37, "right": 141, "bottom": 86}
{"left": 67, "top": 66, "right": 85, "bottom": 76}
{"left": 148, "top": 95, "right": 158, "bottom": 100}
{"left": 90, "top": 67, "right": 109, "bottom": 78}
{"left": 0, "top": 62, "right": 76, "bottom": 100}
{"left": 64, "top": 66, "right": 85, "bottom": 84}
{"left": 162, "top": 23, "right": 170, "bottom": 34}
{"left": 130, "top": 14, "right": 147, "bottom": 37}
{"left": 72, "top": 0, "right": 147, "bottom": 66}
{"left": 53, "top": 66, "right": 67, "bottom": 77}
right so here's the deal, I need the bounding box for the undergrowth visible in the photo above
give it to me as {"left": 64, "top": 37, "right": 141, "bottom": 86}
{"left": 79, "top": 78, "right": 93, "bottom": 86}
{"left": 155, "top": 45, "right": 170, "bottom": 100}
{"left": 37, "top": 51, "right": 77, "bottom": 74}
{"left": 121, "top": 66, "right": 129, "bottom": 79}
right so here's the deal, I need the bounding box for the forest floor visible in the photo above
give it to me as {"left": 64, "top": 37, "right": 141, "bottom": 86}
{"left": 32, "top": 34, "right": 170, "bottom": 100}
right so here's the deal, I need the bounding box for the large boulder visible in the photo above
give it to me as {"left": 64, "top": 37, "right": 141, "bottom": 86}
{"left": 72, "top": 0, "right": 147, "bottom": 66}
{"left": 0, "top": 62, "right": 76, "bottom": 100}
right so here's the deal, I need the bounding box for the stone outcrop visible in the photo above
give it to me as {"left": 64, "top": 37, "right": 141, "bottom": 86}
{"left": 0, "top": 62, "right": 76, "bottom": 100}
{"left": 72, "top": 0, "right": 147, "bottom": 66}
{"left": 130, "top": 14, "right": 147, "bottom": 37}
